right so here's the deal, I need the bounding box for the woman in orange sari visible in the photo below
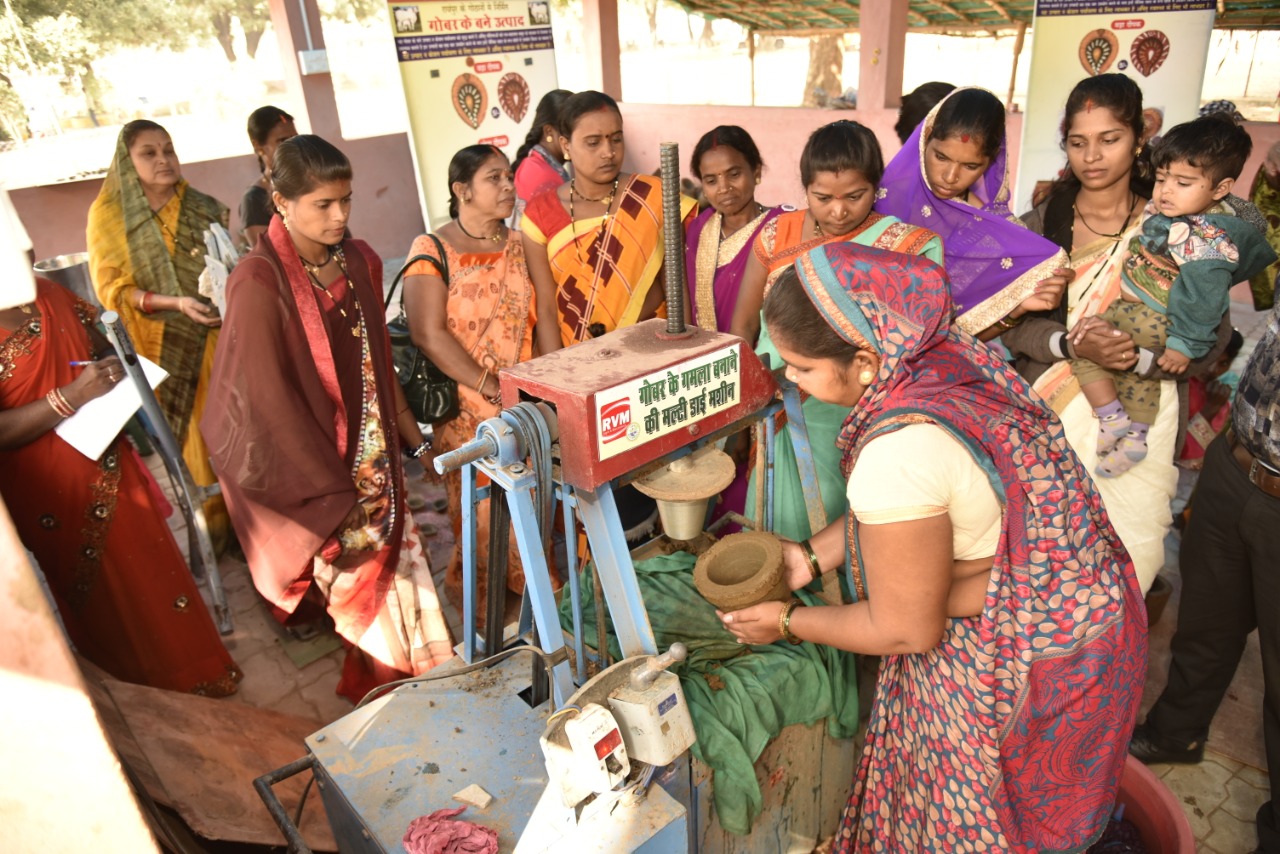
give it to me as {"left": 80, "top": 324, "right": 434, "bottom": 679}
{"left": 521, "top": 90, "right": 697, "bottom": 348}
{"left": 0, "top": 279, "right": 240, "bottom": 695}
{"left": 729, "top": 120, "right": 943, "bottom": 542}
{"left": 204, "top": 136, "right": 452, "bottom": 702}
{"left": 403, "top": 144, "right": 561, "bottom": 607}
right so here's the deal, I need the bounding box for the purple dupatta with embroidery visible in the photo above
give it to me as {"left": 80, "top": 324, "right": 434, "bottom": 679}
{"left": 875, "top": 88, "right": 1067, "bottom": 332}
{"left": 684, "top": 205, "right": 781, "bottom": 333}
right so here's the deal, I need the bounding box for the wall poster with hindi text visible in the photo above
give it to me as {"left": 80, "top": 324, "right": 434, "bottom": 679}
{"left": 1015, "top": 0, "right": 1215, "bottom": 214}
{"left": 386, "top": 0, "right": 559, "bottom": 227}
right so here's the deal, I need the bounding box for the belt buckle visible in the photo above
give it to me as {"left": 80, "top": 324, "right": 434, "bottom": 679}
{"left": 1252, "top": 457, "right": 1280, "bottom": 486}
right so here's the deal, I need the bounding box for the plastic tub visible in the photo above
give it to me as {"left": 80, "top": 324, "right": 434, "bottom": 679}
{"left": 1116, "top": 754, "right": 1196, "bottom": 853}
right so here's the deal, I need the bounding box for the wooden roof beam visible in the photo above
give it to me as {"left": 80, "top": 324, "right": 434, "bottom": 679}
{"left": 981, "top": 0, "right": 1016, "bottom": 23}
{"left": 930, "top": 0, "right": 978, "bottom": 26}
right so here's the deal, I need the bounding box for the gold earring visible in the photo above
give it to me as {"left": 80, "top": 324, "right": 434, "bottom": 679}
{"left": 545, "top": 136, "right": 552, "bottom": 143}
{"left": 1134, "top": 145, "right": 1143, "bottom": 156}
{"left": 859, "top": 370, "right": 874, "bottom": 385}
{"left": 277, "top": 208, "right": 290, "bottom": 231}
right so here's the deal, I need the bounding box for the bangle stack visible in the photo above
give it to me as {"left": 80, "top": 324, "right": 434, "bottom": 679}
{"left": 407, "top": 439, "right": 432, "bottom": 459}
{"left": 991, "top": 313, "right": 1024, "bottom": 334}
{"left": 137, "top": 291, "right": 154, "bottom": 314}
{"left": 799, "top": 538, "right": 822, "bottom": 582}
{"left": 46, "top": 388, "right": 76, "bottom": 419}
{"left": 778, "top": 599, "right": 803, "bottom": 645}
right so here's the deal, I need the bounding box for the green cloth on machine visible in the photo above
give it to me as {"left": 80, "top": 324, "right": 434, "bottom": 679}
{"left": 558, "top": 552, "right": 860, "bottom": 836}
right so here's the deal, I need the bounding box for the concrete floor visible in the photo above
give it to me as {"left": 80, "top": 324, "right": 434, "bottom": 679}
{"left": 151, "top": 291, "right": 1274, "bottom": 852}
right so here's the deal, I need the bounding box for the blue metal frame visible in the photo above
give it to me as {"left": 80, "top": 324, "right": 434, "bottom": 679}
{"left": 453, "top": 391, "right": 822, "bottom": 699}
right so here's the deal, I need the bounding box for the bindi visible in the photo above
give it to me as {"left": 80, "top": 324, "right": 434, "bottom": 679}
{"left": 960, "top": 133, "right": 970, "bottom": 143}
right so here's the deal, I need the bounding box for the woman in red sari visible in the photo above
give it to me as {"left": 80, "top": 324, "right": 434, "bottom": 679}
{"left": 0, "top": 279, "right": 240, "bottom": 695}
{"left": 204, "top": 136, "right": 453, "bottom": 703}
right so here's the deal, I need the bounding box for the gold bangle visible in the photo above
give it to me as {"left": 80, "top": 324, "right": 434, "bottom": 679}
{"left": 475, "top": 367, "right": 489, "bottom": 394}
{"left": 778, "top": 599, "right": 803, "bottom": 645}
{"left": 799, "top": 539, "right": 821, "bottom": 582}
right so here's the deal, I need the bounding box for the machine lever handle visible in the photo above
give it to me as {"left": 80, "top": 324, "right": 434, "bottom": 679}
{"left": 629, "top": 643, "right": 687, "bottom": 689}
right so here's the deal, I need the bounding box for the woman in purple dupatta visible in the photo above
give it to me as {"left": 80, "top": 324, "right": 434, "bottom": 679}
{"left": 718, "top": 243, "right": 1145, "bottom": 852}
{"left": 683, "top": 126, "right": 782, "bottom": 333}
{"left": 877, "top": 87, "right": 1071, "bottom": 336}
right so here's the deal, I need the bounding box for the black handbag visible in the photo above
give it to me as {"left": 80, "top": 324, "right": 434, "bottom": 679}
{"left": 385, "top": 234, "right": 461, "bottom": 424}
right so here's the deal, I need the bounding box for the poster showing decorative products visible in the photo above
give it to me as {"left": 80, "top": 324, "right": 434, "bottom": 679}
{"left": 387, "top": 0, "right": 559, "bottom": 227}
{"left": 1014, "top": 0, "right": 1215, "bottom": 214}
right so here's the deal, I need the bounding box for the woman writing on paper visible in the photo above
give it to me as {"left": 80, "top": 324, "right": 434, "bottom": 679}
{"left": 0, "top": 278, "right": 241, "bottom": 695}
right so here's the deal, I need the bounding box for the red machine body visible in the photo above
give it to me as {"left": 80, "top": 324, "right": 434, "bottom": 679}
{"left": 499, "top": 319, "right": 778, "bottom": 491}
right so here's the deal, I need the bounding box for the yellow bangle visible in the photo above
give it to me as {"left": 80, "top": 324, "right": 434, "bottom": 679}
{"left": 778, "top": 599, "right": 803, "bottom": 645}
{"left": 475, "top": 367, "right": 490, "bottom": 394}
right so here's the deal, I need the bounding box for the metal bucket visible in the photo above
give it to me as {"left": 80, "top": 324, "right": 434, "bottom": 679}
{"left": 34, "top": 252, "right": 103, "bottom": 310}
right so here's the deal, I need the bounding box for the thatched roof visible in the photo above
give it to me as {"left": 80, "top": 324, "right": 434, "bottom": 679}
{"left": 671, "top": 0, "right": 1280, "bottom": 34}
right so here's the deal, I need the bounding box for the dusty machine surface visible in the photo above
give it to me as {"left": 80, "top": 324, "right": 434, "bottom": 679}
{"left": 256, "top": 145, "right": 855, "bottom": 854}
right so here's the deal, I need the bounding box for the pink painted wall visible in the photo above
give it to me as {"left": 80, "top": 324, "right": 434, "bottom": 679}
{"left": 15, "top": 133, "right": 425, "bottom": 263}
{"left": 618, "top": 102, "right": 1023, "bottom": 208}
{"left": 14, "top": 113, "right": 1280, "bottom": 267}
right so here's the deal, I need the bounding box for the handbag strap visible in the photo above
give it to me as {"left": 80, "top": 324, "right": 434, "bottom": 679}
{"left": 385, "top": 233, "right": 449, "bottom": 310}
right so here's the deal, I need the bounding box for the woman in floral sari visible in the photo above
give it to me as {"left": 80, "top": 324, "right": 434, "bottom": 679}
{"left": 87, "top": 120, "right": 231, "bottom": 550}
{"left": 729, "top": 120, "right": 942, "bottom": 541}
{"left": 204, "top": 136, "right": 452, "bottom": 703}
{"left": 403, "top": 144, "right": 560, "bottom": 608}
{"left": 521, "top": 90, "right": 696, "bottom": 348}
{"left": 1, "top": 279, "right": 240, "bottom": 696}
{"left": 719, "top": 243, "right": 1145, "bottom": 852}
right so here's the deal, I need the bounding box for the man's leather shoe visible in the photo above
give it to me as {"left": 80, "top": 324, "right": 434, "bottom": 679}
{"left": 1128, "top": 723, "right": 1204, "bottom": 764}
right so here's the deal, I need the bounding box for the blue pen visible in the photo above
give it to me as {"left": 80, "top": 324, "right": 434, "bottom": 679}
{"left": 68, "top": 360, "right": 96, "bottom": 366}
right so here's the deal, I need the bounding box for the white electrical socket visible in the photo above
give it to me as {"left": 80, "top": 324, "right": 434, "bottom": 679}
{"left": 298, "top": 49, "right": 330, "bottom": 76}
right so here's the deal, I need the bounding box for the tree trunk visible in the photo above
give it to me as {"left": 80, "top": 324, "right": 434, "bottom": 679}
{"left": 79, "top": 62, "right": 104, "bottom": 127}
{"left": 645, "top": 0, "right": 659, "bottom": 47}
{"left": 212, "top": 12, "right": 237, "bottom": 63}
{"left": 699, "top": 17, "right": 714, "bottom": 49}
{"left": 802, "top": 34, "right": 843, "bottom": 107}
{"left": 245, "top": 26, "right": 265, "bottom": 59}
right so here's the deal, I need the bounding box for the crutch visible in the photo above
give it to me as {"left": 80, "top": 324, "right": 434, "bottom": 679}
{"left": 101, "top": 311, "right": 233, "bottom": 635}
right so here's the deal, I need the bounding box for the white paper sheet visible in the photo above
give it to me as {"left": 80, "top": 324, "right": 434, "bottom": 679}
{"left": 55, "top": 357, "right": 168, "bottom": 461}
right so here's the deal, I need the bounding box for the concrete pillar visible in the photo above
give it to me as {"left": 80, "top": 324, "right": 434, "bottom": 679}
{"left": 268, "top": 0, "right": 342, "bottom": 140}
{"left": 582, "top": 0, "right": 623, "bottom": 100}
{"left": 858, "top": 0, "right": 908, "bottom": 112}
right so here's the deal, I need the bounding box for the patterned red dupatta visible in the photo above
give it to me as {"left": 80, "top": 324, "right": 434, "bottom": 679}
{"left": 794, "top": 244, "right": 1147, "bottom": 852}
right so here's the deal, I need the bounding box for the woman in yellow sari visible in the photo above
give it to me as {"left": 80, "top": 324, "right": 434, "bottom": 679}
{"left": 87, "top": 120, "right": 229, "bottom": 548}
{"left": 520, "top": 90, "right": 696, "bottom": 348}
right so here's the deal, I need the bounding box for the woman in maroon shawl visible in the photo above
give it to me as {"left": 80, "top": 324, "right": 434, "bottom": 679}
{"left": 204, "top": 136, "right": 453, "bottom": 703}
